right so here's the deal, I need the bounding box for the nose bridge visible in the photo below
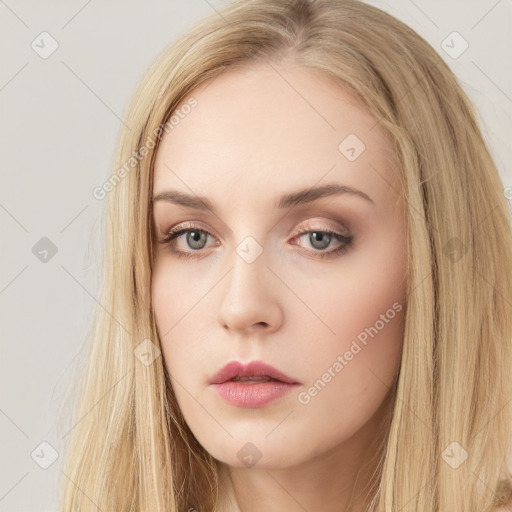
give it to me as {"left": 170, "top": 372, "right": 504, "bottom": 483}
{"left": 225, "top": 234, "right": 268, "bottom": 306}
{"left": 217, "top": 233, "right": 282, "bottom": 333}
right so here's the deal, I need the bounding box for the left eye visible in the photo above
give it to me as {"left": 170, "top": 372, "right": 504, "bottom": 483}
{"left": 292, "top": 229, "right": 353, "bottom": 258}
{"left": 297, "top": 230, "right": 341, "bottom": 251}
{"left": 159, "top": 224, "right": 353, "bottom": 260}
{"left": 176, "top": 229, "right": 210, "bottom": 250}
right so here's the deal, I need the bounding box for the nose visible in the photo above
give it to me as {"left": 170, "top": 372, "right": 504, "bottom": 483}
{"left": 217, "top": 246, "right": 283, "bottom": 335}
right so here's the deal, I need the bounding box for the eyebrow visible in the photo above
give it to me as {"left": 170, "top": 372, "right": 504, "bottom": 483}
{"left": 152, "top": 183, "right": 375, "bottom": 212}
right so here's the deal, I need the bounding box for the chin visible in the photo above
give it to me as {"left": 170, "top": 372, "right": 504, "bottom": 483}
{"left": 204, "top": 436, "right": 312, "bottom": 471}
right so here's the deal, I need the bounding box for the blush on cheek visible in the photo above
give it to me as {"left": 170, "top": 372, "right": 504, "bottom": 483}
{"left": 315, "top": 284, "right": 406, "bottom": 390}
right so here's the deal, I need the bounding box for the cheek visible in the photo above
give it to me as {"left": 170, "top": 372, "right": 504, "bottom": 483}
{"left": 151, "top": 260, "right": 209, "bottom": 338}
{"left": 151, "top": 264, "right": 215, "bottom": 390}
{"left": 151, "top": 267, "right": 193, "bottom": 376}
{"left": 151, "top": 269, "right": 176, "bottom": 346}
{"left": 293, "top": 229, "right": 406, "bottom": 428}
{"left": 299, "top": 224, "right": 406, "bottom": 351}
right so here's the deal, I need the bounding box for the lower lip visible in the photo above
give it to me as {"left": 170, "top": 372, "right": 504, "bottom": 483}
{"left": 212, "top": 380, "right": 299, "bottom": 408}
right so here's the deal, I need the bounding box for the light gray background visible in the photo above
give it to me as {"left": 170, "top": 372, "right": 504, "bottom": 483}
{"left": 1, "top": 1, "right": 511, "bottom": 510}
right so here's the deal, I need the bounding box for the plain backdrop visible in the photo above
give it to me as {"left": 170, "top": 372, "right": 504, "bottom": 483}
{"left": 0, "top": 1, "right": 511, "bottom": 510}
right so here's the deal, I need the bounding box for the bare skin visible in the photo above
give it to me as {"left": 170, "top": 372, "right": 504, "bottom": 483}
{"left": 151, "top": 60, "right": 408, "bottom": 511}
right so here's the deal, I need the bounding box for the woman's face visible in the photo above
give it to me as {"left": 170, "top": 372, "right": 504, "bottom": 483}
{"left": 151, "top": 61, "right": 408, "bottom": 470}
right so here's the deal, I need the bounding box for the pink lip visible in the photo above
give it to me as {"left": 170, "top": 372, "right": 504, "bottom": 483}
{"left": 210, "top": 360, "right": 301, "bottom": 408}
{"left": 210, "top": 360, "right": 299, "bottom": 385}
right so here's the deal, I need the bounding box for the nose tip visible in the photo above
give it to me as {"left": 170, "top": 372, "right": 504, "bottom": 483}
{"left": 218, "top": 280, "right": 282, "bottom": 334}
{"left": 217, "top": 245, "right": 284, "bottom": 335}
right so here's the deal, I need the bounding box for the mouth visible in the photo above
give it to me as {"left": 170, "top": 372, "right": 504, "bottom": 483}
{"left": 229, "top": 376, "right": 279, "bottom": 383}
{"left": 209, "top": 360, "right": 300, "bottom": 385}
{"left": 210, "top": 360, "right": 300, "bottom": 408}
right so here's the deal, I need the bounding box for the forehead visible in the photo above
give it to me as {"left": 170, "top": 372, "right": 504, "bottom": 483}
{"left": 153, "top": 61, "right": 400, "bottom": 212}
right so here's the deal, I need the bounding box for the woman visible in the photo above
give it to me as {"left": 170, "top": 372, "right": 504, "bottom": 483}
{"left": 59, "top": 0, "right": 512, "bottom": 510}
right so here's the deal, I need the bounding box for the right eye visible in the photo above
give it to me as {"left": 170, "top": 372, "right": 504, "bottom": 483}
{"left": 160, "top": 223, "right": 217, "bottom": 259}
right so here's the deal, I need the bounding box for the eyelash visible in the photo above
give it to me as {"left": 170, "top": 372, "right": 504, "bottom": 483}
{"left": 159, "top": 222, "right": 353, "bottom": 261}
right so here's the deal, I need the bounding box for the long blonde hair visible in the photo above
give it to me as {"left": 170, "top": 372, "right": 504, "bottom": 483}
{"left": 57, "top": 0, "right": 512, "bottom": 510}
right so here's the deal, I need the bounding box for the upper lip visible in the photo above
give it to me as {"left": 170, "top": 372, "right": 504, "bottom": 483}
{"left": 210, "top": 360, "right": 300, "bottom": 385}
